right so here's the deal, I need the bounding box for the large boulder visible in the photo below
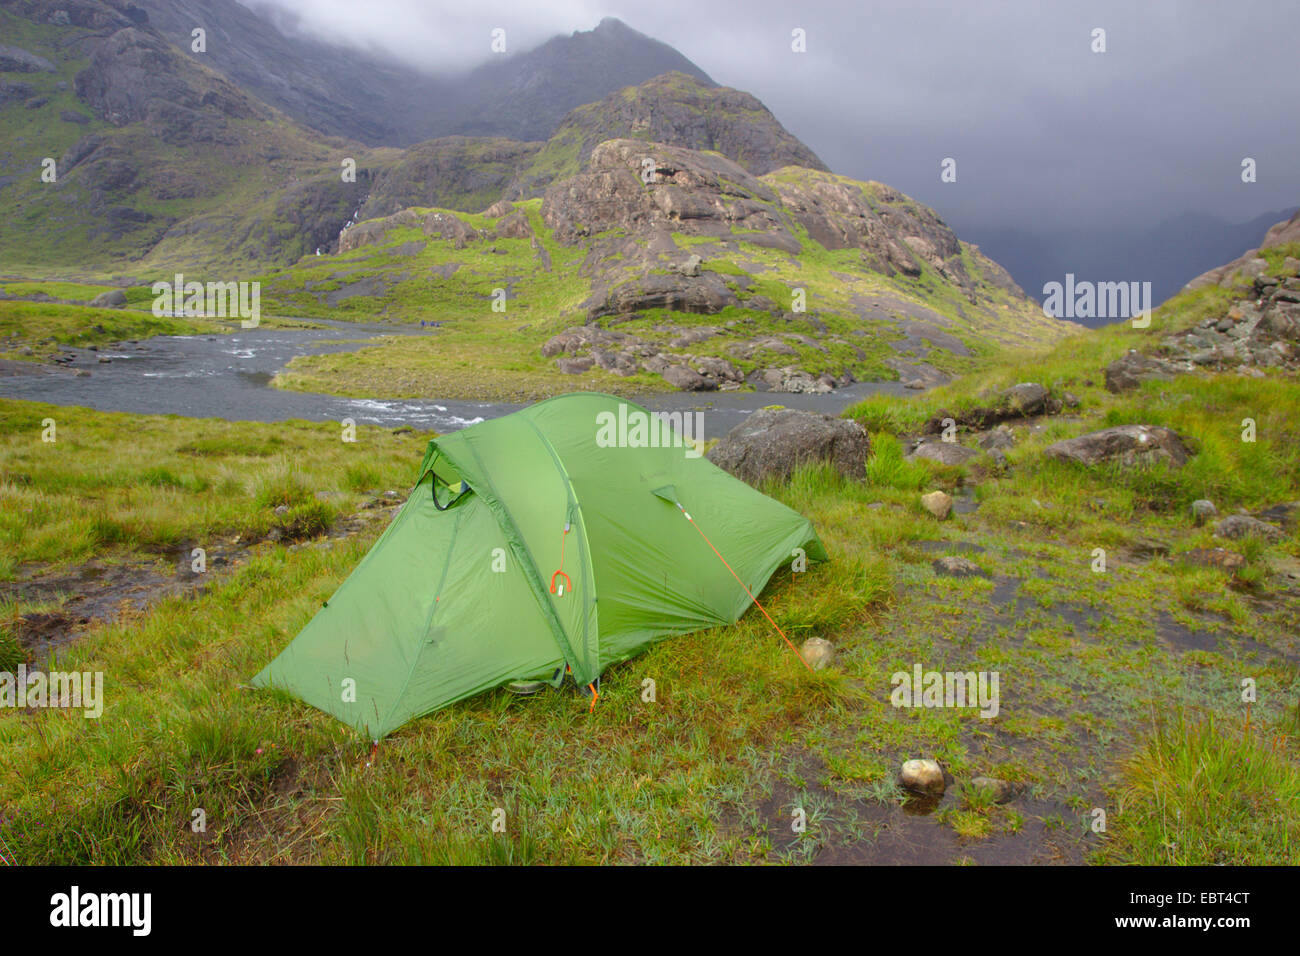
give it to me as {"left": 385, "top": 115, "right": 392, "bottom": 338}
{"left": 707, "top": 409, "right": 870, "bottom": 484}
{"left": 1043, "top": 425, "right": 1191, "bottom": 469}
{"left": 923, "top": 382, "right": 1058, "bottom": 433}
{"left": 90, "top": 289, "right": 126, "bottom": 309}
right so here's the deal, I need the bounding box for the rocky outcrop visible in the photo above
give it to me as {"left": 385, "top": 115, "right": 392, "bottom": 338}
{"left": 357, "top": 138, "right": 542, "bottom": 222}
{"left": 74, "top": 27, "right": 270, "bottom": 141}
{"left": 923, "top": 383, "right": 1060, "bottom": 434}
{"left": 1184, "top": 209, "right": 1300, "bottom": 291}
{"left": 540, "top": 71, "right": 827, "bottom": 179}
{"left": 0, "top": 44, "right": 56, "bottom": 73}
{"left": 1153, "top": 272, "right": 1300, "bottom": 373}
{"left": 1043, "top": 425, "right": 1191, "bottom": 469}
{"left": 542, "top": 139, "right": 785, "bottom": 245}
{"left": 338, "top": 209, "right": 479, "bottom": 253}
{"left": 1105, "top": 350, "right": 1187, "bottom": 392}
{"left": 707, "top": 409, "right": 870, "bottom": 484}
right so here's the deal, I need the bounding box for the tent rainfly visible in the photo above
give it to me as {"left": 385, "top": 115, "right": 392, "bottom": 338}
{"left": 251, "top": 392, "right": 827, "bottom": 738}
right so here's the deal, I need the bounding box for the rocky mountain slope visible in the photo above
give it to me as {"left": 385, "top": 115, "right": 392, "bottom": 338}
{"left": 260, "top": 138, "right": 1073, "bottom": 399}
{"left": 0, "top": 3, "right": 822, "bottom": 273}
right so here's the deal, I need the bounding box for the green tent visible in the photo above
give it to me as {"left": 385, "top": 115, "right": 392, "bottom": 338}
{"left": 252, "top": 392, "right": 826, "bottom": 738}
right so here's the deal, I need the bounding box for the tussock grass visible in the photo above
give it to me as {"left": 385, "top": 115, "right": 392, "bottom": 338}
{"left": 1097, "top": 710, "right": 1300, "bottom": 865}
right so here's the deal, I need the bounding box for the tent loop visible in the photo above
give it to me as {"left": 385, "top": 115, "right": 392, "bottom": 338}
{"left": 549, "top": 521, "right": 572, "bottom": 596}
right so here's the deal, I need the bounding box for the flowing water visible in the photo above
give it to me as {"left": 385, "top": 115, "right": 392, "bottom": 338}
{"left": 0, "top": 320, "right": 913, "bottom": 436}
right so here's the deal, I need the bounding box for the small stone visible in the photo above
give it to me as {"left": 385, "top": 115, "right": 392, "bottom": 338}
{"left": 1062, "top": 391, "right": 1081, "bottom": 408}
{"left": 799, "top": 637, "right": 834, "bottom": 671}
{"left": 273, "top": 504, "right": 289, "bottom": 516}
{"left": 1181, "top": 548, "right": 1245, "bottom": 572}
{"left": 933, "top": 555, "right": 984, "bottom": 577}
{"left": 97, "top": 356, "right": 110, "bottom": 363}
{"left": 900, "top": 759, "right": 945, "bottom": 795}
{"left": 1191, "top": 499, "right": 1218, "bottom": 526}
{"left": 970, "top": 776, "right": 1015, "bottom": 803}
{"left": 921, "top": 490, "right": 953, "bottom": 520}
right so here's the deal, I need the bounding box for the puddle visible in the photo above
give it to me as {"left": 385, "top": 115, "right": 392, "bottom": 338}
{"left": 724, "top": 754, "right": 1091, "bottom": 865}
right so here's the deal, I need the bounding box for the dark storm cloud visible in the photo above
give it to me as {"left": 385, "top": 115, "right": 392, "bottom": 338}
{"left": 257, "top": 0, "right": 1299, "bottom": 240}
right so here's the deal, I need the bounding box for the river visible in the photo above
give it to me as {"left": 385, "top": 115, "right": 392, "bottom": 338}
{"left": 0, "top": 320, "right": 912, "bottom": 437}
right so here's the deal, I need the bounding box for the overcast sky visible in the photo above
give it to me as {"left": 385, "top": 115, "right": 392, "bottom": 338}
{"left": 256, "top": 0, "right": 1298, "bottom": 239}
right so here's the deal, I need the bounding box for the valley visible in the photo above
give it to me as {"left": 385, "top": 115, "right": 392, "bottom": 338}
{"left": 0, "top": 0, "right": 1296, "bottom": 873}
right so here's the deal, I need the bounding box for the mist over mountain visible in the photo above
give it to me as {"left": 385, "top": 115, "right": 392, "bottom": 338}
{"left": 132, "top": 1, "right": 714, "bottom": 145}
{"left": 966, "top": 206, "right": 1300, "bottom": 324}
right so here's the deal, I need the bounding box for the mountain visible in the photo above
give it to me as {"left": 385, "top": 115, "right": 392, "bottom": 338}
{"left": 0, "top": 1, "right": 1074, "bottom": 396}
{"left": 129, "top": 2, "right": 713, "bottom": 146}
{"left": 258, "top": 138, "right": 1073, "bottom": 400}
{"left": 0, "top": 0, "right": 829, "bottom": 274}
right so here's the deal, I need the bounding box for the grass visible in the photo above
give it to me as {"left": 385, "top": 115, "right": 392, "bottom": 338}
{"left": 0, "top": 261, "right": 1298, "bottom": 864}
{"left": 0, "top": 300, "right": 226, "bottom": 361}
{"left": 1096, "top": 710, "right": 1300, "bottom": 864}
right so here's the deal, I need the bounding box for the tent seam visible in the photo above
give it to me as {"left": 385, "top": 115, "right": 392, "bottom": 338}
{"left": 372, "top": 503, "right": 465, "bottom": 737}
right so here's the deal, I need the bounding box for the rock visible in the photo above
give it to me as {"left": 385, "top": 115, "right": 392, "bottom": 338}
{"left": 1062, "top": 391, "right": 1081, "bottom": 408}
{"left": 1214, "top": 514, "right": 1283, "bottom": 542}
{"left": 923, "top": 382, "right": 1058, "bottom": 433}
{"left": 921, "top": 490, "right": 953, "bottom": 520}
{"left": 1191, "top": 499, "right": 1218, "bottom": 526}
{"left": 0, "top": 44, "right": 56, "bottom": 73}
{"left": 706, "top": 408, "right": 870, "bottom": 484}
{"left": 910, "top": 440, "right": 979, "bottom": 466}
{"left": 670, "top": 254, "right": 703, "bottom": 277}
{"left": 1000, "top": 382, "right": 1052, "bottom": 416}
{"left": 1043, "top": 425, "right": 1191, "bottom": 469}
{"left": 969, "top": 776, "right": 1015, "bottom": 804}
{"left": 799, "top": 637, "right": 834, "bottom": 671}
{"left": 273, "top": 504, "right": 290, "bottom": 516}
{"left": 483, "top": 199, "right": 515, "bottom": 218}
{"left": 933, "top": 555, "right": 984, "bottom": 577}
{"left": 900, "top": 759, "right": 945, "bottom": 795}
{"left": 555, "top": 356, "right": 594, "bottom": 374}
{"left": 1104, "top": 350, "right": 1182, "bottom": 392}
{"left": 691, "top": 355, "right": 742, "bottom": 385}
{"left": 97, "top": 355, "right": 111, "bottom": 364}
{"left": 1255, "top": 501, "right": 1300, "bottom": 530}
{"left": 1128, "top": 537, "right": 1170, "bottom": 558}
{"left": 1260, "top": 299, "right": 1300, "bottom": 342}
{"left": 661, "top": 364, "right": 711, "bottom": 391}
{"left": 492, "top": 209, "right": 534, "bottom": 239}
{"left": 90, "top": 289, "right": 126, "bottom": 308}
{"left": 1181, "top": 548, "right": 1246, "bottom": 572}
{"left": 1284, "top": 257, "right": 1300, "bottom": 275}
{"left": 978, "top": 425, "right": 1016, "bottom": 451}
{"left": 749, "top": 366, "right": 834, "bottom": 394}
